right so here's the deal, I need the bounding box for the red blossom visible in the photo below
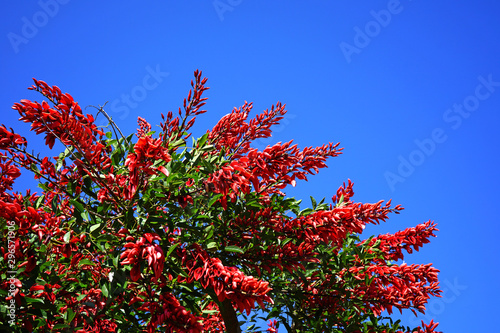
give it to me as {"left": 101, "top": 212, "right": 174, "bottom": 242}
{"left": 120, "top": 233, "right": 165, "bottom": 282}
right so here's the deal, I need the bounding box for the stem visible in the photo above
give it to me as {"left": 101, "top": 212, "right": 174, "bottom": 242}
{"left": 92, "top": 103, "right": 128, "bottom": 145}
{"left": 218, "top": 298, "right": 241, "bottom": 333}
{"left": 207, "top": 291, "right": 241, "bottom": 333}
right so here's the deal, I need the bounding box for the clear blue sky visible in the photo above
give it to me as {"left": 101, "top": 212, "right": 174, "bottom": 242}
{"left": 2, "top": 1, "right": 499, "bottom": 331}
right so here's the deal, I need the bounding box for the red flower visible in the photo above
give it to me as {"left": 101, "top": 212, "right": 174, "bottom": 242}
{"left": 120, "top": 233, "right": 164, "bottom": 282}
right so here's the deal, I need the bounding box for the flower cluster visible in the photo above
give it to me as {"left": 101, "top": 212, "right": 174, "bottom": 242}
{"left": 120, "top": 233, "right": 165, "bottom": 282}
{"left": 181, "top": 245, "right": 273, "bottom": 315}
{"left": 134, "top": 291, "right": 203, "bottom": 333}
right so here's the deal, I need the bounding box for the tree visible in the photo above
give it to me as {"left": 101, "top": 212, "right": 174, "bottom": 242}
{"left": 0, "top": 71, "right": 442, "bottom": 332}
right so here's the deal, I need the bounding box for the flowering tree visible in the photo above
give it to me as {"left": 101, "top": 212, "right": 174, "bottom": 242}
{"left": 0, "top": 71, "right": 442, "bottom": 332}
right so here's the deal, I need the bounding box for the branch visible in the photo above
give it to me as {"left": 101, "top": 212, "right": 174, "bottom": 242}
{"left": 218, "top": 298, "right": 241, "bottom": 333}
{"left": 207, "top": 291, "right": 241, "bottom": 333}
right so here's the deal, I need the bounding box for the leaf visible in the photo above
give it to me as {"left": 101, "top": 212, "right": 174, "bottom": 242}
{"left": 166, "top": 243, "right": 180, "bottom": 259}
{"left": 52, "top": 324, "right": 70, "bottom": 329}
{"left": 78, "top": 259, "right": 95, "bottom": 266}
{"left": 66, "top": 308, "right": 76, "bottom": 323}
{"left": 51, "top": 196, "right": 58, "bottom": 213}
{"left": 310, "top": 196, "right": 317, "bottom": 210}
{"left": 224, "top": 245, "right": 244, "bottom": 254}
{"left": 170, "top": 138, "right": 185, "bottom": 149}
{"left": 338, "top": 194, "right": 344, "bottom": 206}
{"left": 70, "top": 199, "right": 85, "bottom": 213}
{"left": 35, "top": 195, "right": 45, "bottom": 209}
{"left": 113, "top": 254, "right": 119, "bottom": 268}
{"left": 63, "top": 231, "right": 71, "bottom": 244}
{"left": 208, "top": 194, "right": 222, "bottom": 207}
{"left": 206, "top": 242, "right": 217, "bottom": 250}
{"left": 204, "top": 225, "right": 214, "bottom": 239}
{"left": 66, "top": 181, "right": 75, "bottom": 196}
{"left": 24, "top": 297, "right": 44, "bottom": 304}
{"left": 102, "top": 283, "right": 109, "bottom": 298}
{"left": 38, "top": 182, "right": 50, "bottom": 192}
{"left": 83, "top": 302, "right": 96, "bottom": 309}
{"left": 111, "top": 151, "right": 122, "bottom": 166}
{"left": 201, "top": 144, "right": 215, "bottom": 152}
{"left": 147, "top": 216, "right": 166, "bottom": 225}
{"left": 202, "top": 309, "right": 219, "bottom": 315}
{"left": 197, "top": 132, "right": 209, "bottom": 147}
{"left": 90, "top": 223, "right": 102, "bottom": 234}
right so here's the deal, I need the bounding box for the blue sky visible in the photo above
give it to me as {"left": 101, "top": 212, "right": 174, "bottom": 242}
{"left": 2, "top": 1, "right": 499, "bottom": 331}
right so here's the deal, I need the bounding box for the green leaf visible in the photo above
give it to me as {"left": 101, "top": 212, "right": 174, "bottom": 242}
{"left": 113, "top": 254, "right": 120, "bottom": 268}
{"left": 337, "top": 194, "right": 344, "bottom": 206}
{"left": 38, "top": 182, "right": 50, "bottom": 192}
{"left": 204, "top": 225, "right": 214, "bottom": 239}
{"left": 170, "top": 138, "right": 185, "bottom": 149}
{"left": 197, "top": 132, "right": 209, "bottom": 147}
{"left": 52, "top": 324, "right": 70, "bottom": 329}
{"left": 90, "top": 223, "right": 102, "bottom": 234}
{"left": 102, "top": 283, "right": 109, "bottom": 298}
{"left": 66, "top": 308, "right": 76, "bottom": 323}
{"left": 83, "top": 302, "right": 95, "bottom": 308}
{"left": 146, "top": 216, "right": 166, "bottom": 225}
{"left": 51, "top": 196, "right": 58, "bottom": 213}
{"left": 70, "top": 199, "right": 85, "bottom": 213}
{"left": 111, "top": 151, "right": 122, "bottom": 166}
{"left": 224, "top": 245, "right": 244, "bottom": 254}
{"left": 208, "top": 194, "right": 222, "bottom": 207}
{"left": 166, "top": 243, "right": 180, "bottom": 259}
{"left": 24, "top": 297, "right": 44, "bottom": 304}
{"left": 35, "top": 195, "right": 45, "bottom": 209}
{"left": 63, "top": 231, "right": 71, "bottom": 244}
{"left": 82, "top": 176, "right": 96, "bottom": 198}
{"left": 78, "top": 259, "right": 95, "bottom": 266}
{"left": 310, "top": 196, "right": 317, "bottom": 210}
{"left": 200, "top": 143, "right": 215, "bottom": 152}
{"left": 207, "top": 242, "right": 217, "bottom": 250}
{"left": 66, "top": 181, "right": 75, "bottom": 196}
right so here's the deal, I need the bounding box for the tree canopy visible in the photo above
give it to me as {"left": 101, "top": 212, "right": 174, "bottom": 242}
{"left": 0, "top": 71, "right": 441, "bottom": 332}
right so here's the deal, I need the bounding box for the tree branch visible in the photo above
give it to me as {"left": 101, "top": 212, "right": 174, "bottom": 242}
{"left": 218, "top": 298, "right": 241, "bottom": 333}
{"left": 207, "top": 290, "right": 241, "bottom": 333}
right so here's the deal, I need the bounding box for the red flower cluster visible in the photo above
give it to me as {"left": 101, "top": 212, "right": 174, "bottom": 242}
{"left": 13, "top": 79, "right": 104, "bottom": 151}
{"left": 266, "top": 319, "right": 278, "bottom": 333}
{"left": 283, "top": 200, "right": 401, "bottom": 251}
{"left": 0, "top": 125, "right": 27, "bottom": 151}
{"left": 209, "top": 101, "right": 285, "bottom": 157}
{"left": 345, "top": 262, "right": 441, "bottom": 316}
{"left": 120, "top": 233, "right": 165, "bottom": 282}
{"left": 159, "top": 69, "right": 209, "bottom": 144}
{"left": 0, "top": 154, "right": 21, "bottom": 195}
{"left": 207, "top": 139, "right": 342, "bottom": 208}
{"left": 134, "top": 291, "right": 203, "bottom": 333}
{"left": 181, "top": 245, "right": 273, "bottom": 315}
{"left": 124, "top": 129, "right": 172, "bottom": 199}
{"left": 72, "top": 288, "right": 117, "bottom": 333}
{"left": 363, "top": 220, "right": 439, "bottom": 262}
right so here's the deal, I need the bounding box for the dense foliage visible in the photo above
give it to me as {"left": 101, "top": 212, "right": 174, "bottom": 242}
{"left": 0, "top": 71, "right": 441, "bottom": 332}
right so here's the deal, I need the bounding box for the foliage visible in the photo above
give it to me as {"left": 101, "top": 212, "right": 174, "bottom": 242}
{"left": 0, "top": 71, "right": 441, "bottom": 332}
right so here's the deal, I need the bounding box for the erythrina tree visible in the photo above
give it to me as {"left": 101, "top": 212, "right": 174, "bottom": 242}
{"left": 0, "top": 71, "right": 442, "bottom": 333}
